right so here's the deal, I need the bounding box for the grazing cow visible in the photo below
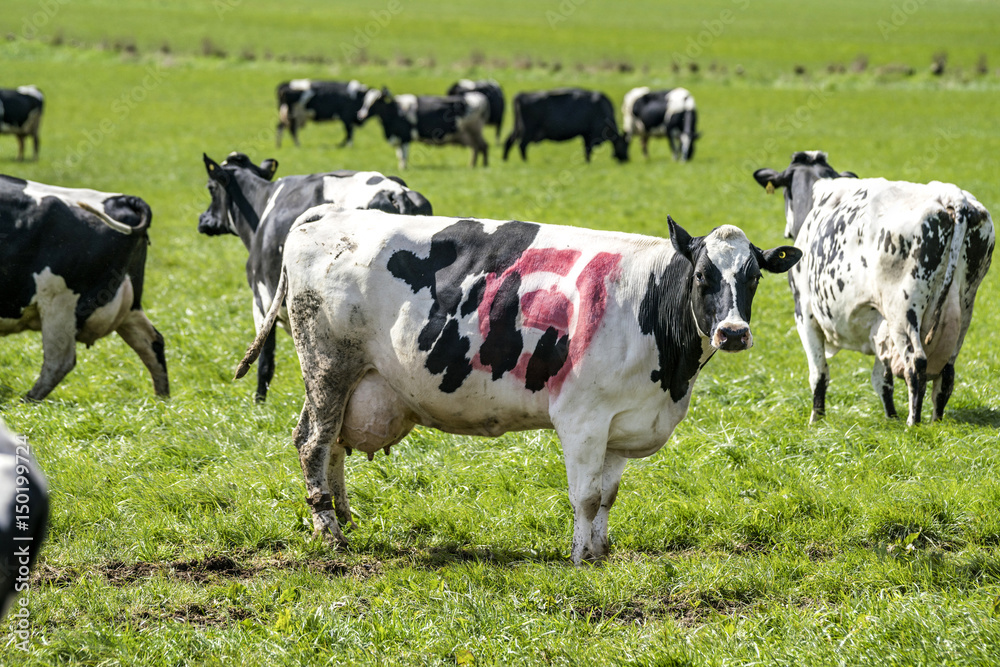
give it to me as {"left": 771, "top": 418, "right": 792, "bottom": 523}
{"left": 754, "top": 151, "right": 994, "bottom": 425}
{"left": 236, "top": 208, "right": 800, "bottom": 563}
{"left": 622, "top": 87, "right": 700, "bottom": 161}
{"left": 503, "top": 88, "right": 629, "bottom": 163}
{"left": 199, "top": 152, "right": 433, "bottom": 401}
{"left": 447, "top": 79, "right": 505, "bottom": 143}
{"left": 357, "top": 88, "right": 490, "bottom": 170}
{"left": 0, "top": 86, "right": 44, "bottom": 161}
{"left": 275, "top": 79, "right": 369, "bottom": 148}
{"left": 0, "top": 420, "right": 49, "bottom": 620}
{"left": 0, "top": 176, "right": 168, "bottom": 401}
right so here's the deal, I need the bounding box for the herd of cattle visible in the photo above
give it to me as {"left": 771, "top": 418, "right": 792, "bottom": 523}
{"left": 0, "top": 72, "right": 995, "bottom": 603}
{"left": 276, "top": 78, "right": 700, "bottom": 168}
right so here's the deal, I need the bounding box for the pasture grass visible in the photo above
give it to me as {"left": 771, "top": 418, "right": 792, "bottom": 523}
{"left": 4, "top": 1, "right": 1000, "bottom": 664}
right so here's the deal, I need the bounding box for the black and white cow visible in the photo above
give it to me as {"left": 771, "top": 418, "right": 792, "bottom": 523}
{"left": 447, "top": 79, "right": 505, "bottom": 143}
{"left": 754, "top": 151, "right": 994, "bottom": 425}
{"left": 0, "top": 86, "right": 44, "bottom": 161}
{"left": 622, "top": 87, "right": 700, "bottom": 162}
{"left": 275, "top": 79, "right": 369, "bottom": 148}
{"left": 0, "top": 420, "right": 49, "bottom": 621}
{"left": 503, "top": 88, "right": 629, "bottom": 163}
{"left": 0, "top": 176, "right": 168, "bottom": 401}
{"left": 356, "top": 88, "right": 490, "bottom": 169}
{"left": 199, "top": 152, "right": 433, "bottom": 401}
{"left": 236, "top": 207, "right": 800, "bottom": 564}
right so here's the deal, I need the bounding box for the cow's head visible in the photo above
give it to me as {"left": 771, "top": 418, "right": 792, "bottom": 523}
{"left": 357, "top": 86, "right": 391, "bottom": 123}
{"left": 753, "top": 151, "right": 858, "bottom": 239}
{"left": 199, "top": 152, "right": 278, "bottom": 236}
{"left": 669, "top": 216, "right": 801, "bottom": 352}
{"left": 611, "top": 131, "right": 630, "bottom": 163}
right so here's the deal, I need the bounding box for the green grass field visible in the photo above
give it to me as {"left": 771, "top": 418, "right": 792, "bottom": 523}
{"left": 3, "top": 1, "right": 1000, "bottom": 664}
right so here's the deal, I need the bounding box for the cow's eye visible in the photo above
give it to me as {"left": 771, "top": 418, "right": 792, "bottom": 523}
{"left": 694, "top": 271, "right": 704, "bottom": 284}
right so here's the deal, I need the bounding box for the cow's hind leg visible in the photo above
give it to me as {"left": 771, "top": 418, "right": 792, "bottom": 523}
{"left": 931, "top": 361, "right": 955, "bottom": 422}
{"left": 116, "top": 309, "right": 169, "bottom": 397}
{"left": 294, "top": 342, "right": 365, "bottom": 547}
{"left": 26, "top": 281, "right": 80, "bottom": 401}
{"left": 16, "top": 135, "right": 25, "bottom": 162}
{"left": 31, "top": 132, "right": 39, "bottom": 161}
{"left": 871, "top": 356, "right": 897, "bottom": 419}
{"left": 590, "top": 451, "right": 628, "bottom": 560}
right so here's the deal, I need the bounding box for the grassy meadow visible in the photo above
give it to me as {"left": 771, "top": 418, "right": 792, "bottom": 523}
{"left": 3, "top": 1, "right": 1000, "bottom": 664}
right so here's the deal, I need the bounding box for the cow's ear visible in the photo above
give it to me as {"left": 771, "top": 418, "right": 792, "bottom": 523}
{"left": 839, "top": 170, "right": 859, "bottom": 179}
{"left": 203, "top": 154, "right": 230, "bottom": 185}
{"left": 756, "top": 245, "right": 802, "bottom": 274}
{"left": 668, "top": 216, "right": 695, "bottom": 262}
{"left": 753, "top": 168, "right": 788, "bottom": 194}
{"left": 260, "top": 159, "right": 279, "bottom": 180}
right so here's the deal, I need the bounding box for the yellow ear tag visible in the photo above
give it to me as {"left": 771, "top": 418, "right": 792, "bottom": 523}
{"left": 765, "top": 181, "right": 775, "bottom": 195}
{"left": 208, "top": 163, "right": 214, "bottom": 171}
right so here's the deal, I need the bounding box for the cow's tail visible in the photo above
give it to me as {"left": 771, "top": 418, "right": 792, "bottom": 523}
{"left": 923, "top": 202, "right": 969, "bottom": 344}
{"left": 235, "top": 268, "right": 287, "bottom": 380}
{"left": 78, "top": 200, "right": 150, "bottom": 236}
{"left": 621, "top": 86, "right": 649, "bottom": 140}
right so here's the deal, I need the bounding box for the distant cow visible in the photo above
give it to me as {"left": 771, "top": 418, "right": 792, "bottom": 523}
{"left": 275, "top": 79, "right": 369, "bottom": 148}
{"left": 447, "top": 79, "right": 505, "bottom": 142}
{"left": 236, "top": 208, "right": 799, "bottom": 564}
{"left": 199, "top": 152, "right": 433, "bottom": 401}
{"left": 622, "top": 87, "right": 700, "bottom": 161}
{"left": 503, "top": 88, "right": 629, "bottom": 163}
{"left": 754, "top": 151, "right": 994, "bottom": 424}
{"left": 357, "top": 88, "right": 490, "bottom": 169}
{"left": 0, "top": 420, "right": 48, "bottom": 620}
{"left": 0, "top": 86, "right": 44, "bottom": 161}
{"left": 0, "top": 176, "right": 168, "bottom": 401}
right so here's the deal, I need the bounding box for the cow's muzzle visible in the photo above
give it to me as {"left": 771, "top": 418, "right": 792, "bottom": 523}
{"left": 197, "top": 212, "right": 229, "bottom": 236}
{"left": 713, "top": 324, "right": 753, "bottom": 352}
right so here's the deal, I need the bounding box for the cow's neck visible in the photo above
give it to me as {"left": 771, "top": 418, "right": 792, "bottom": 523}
{"left": 226, "top": 172, "right": 275, "bottom": 249}
{"left": 638, "top": 256, "right": 713, "bottom": 403}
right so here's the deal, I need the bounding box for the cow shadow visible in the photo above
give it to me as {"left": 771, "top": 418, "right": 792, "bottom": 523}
{"left": 362, "top": 541, "right": 569, "bottom": 569}
{"left": 945, "top": 407, "right": 1000, "bottom": 427}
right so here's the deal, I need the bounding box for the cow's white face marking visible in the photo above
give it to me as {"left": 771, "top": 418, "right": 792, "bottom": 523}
{"left": 357, "top": 88, "right": 383, "bottom": 121}
{"left": 703, "top": 225, "right": 756, "bottom": 349}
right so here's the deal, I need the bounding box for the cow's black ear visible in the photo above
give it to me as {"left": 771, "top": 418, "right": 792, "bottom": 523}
{"left": 204, "top": 154, "right": 229, "bottom": 184}
{"left": 753, "top": 168, "right": 788, "bottom": 194}
{"left": 668, "top": 216, "right": 695, "bottom": 262}
{"left": 839, "top": 170, "right": 859, "bottom": 179}
{"left": 260, "top": 159, "right": 279, "bottom": 180}
{"left": 757, "top": 245, "right": 802, "bottom": 274}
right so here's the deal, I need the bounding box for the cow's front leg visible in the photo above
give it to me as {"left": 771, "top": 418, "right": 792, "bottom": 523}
{"left": 795, "top": 310, "right": 829, "bottom": 424}
{"left": 870, "top": 356, "right": 896, "bottom": 419}
{"left": 558, "top": 427, "right": 610, "bottom": 564}
{"left": 395, "top": 143, "right": 410, "bottom": 170}
{"left": 590, "top": 451, "right": 628, "bottom": 560}
{"left": 931, "top": 361, "right": 955, "bottom": 422}
{"left": 293, "top": 406, "right": 347, "bottom": 546}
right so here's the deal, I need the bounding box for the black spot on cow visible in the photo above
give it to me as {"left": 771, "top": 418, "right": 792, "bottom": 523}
{"left": 906, "top": 308, "right": 918, "bottom": 330}
{"left": 837, "top": 278, "right": 845, "bottom": 292}
{"left": 638, "top": 254, "right": 703, "bottom": 402}
{"left": 387, "top": 219, "right": 540, "bottom": 392}
{"left": 525, "top": 327, "right": 570, "bottom": 391}
{"left": 366, "top": 175, "right": 385, "bottom": 186}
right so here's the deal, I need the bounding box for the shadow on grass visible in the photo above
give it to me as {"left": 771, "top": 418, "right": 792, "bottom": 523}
{"left": 946, "top": 407, "right": 1000, "bottom": 427}
{"left": 364, "top": 541, "right": 569, "bottom": 568}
